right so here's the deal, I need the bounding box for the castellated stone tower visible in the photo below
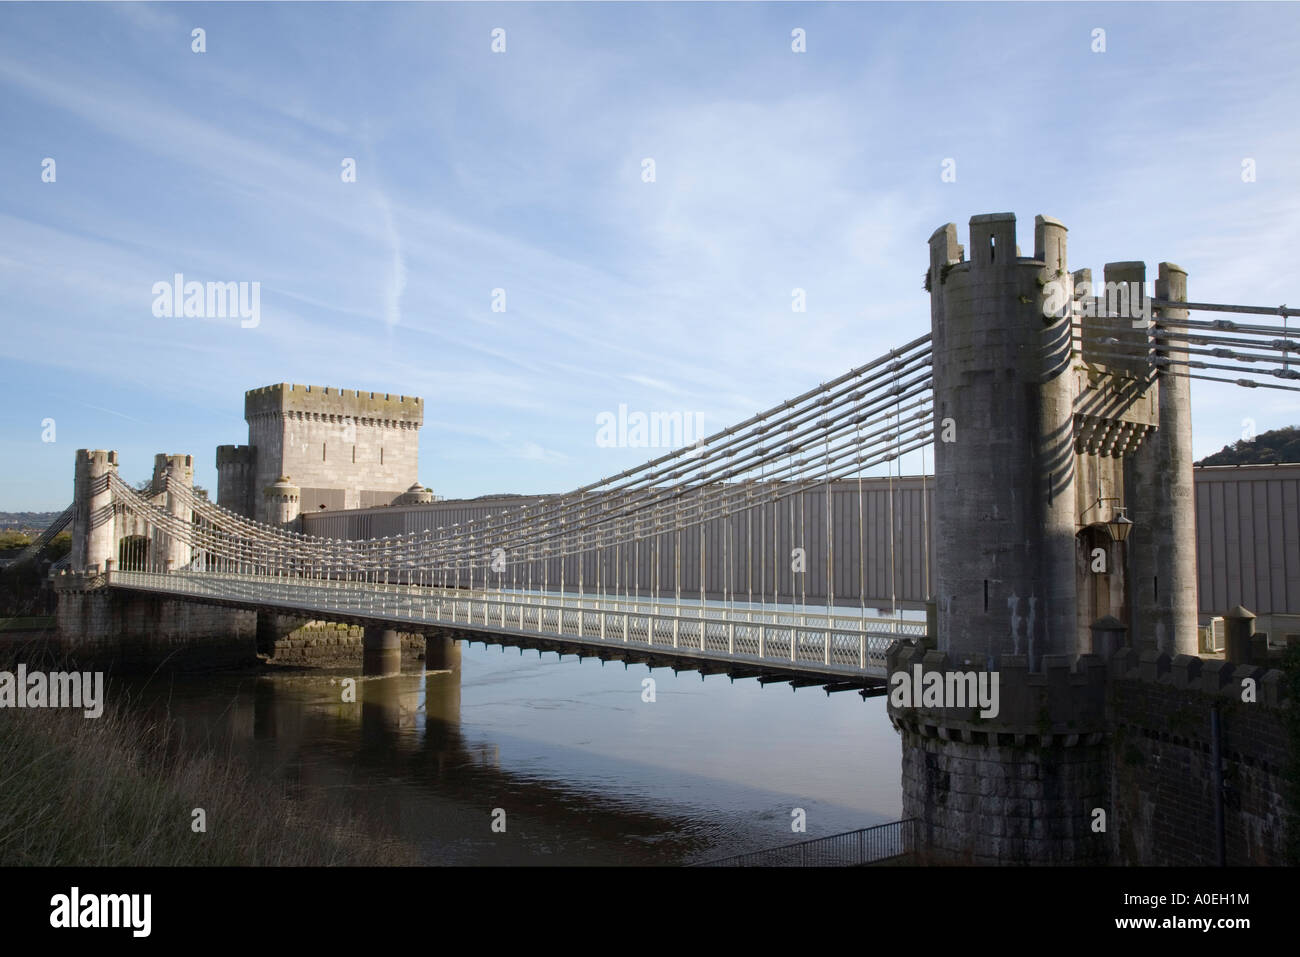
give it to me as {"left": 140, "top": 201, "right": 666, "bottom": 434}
{"left": 71, "top": 449, "right": 118, "bottom": 573}
{"left": 928, "top": 213, "right": 1079, "bottom": 668}
{"left": 894, "top": 212, "right": 1201, "bottom": 864}
{"left": 1126, "top": 262, "right": 1199, "bottom": 657}
{"left": 925, "top": 213, "right": 1196, "bottom": 662}
{"left": 216, "top": 384, "right": 424, "bottom": 524}
{"left": 216, "top": 444, "right": 254, "bottom": 519}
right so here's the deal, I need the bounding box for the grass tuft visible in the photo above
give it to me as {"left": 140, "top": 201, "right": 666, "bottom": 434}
{"left": 0, "top": 695, "right": 416, "bottom": 866}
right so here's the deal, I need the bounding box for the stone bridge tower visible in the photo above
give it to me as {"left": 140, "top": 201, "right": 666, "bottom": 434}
{"left": 927, "top": 213, "right": 1079, "bottom": 669}
{"left": 925, "top": 212, "right": 1196, "bottom": 663}
{"left": 892, "top": 212, "right": 1200, "bottom": 863}
{"left": 71, "top": 449, "right": 119, "bottom": 574}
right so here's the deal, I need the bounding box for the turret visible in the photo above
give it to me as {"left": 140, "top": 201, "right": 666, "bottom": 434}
{"left": 71, "top": 449, "right": 118, "bottom": 574}
{"left": 926, "top": 213, "right": 1079, "bottom": 668}
{"left": 216, "top": 444, "right": 255, "bottom": 518}
{"left": 264, "top": 475, "right": 301, "bottom": 528}
{"left": 153, "top": 453, "right": 194, "bottom": 570}
{"left": 1126, "top": 262, "right": 1198, "bottom": 654}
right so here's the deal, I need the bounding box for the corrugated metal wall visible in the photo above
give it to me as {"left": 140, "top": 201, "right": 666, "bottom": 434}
{"left": 302, "top": 481, "right": 937, "bottom": 610}
{"left": 1194, "top": 464, "right": 1300, "bottom": 616}
{"left": 298, "top": 465, "right": 1300, "bottom": 616}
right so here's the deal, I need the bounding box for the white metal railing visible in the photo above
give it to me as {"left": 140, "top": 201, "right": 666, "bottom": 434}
{"left": 107, "top": 569, "right": 903, "bottom": 678}
{"left": 374, "top": 580, "right": 924, "bottom": 634}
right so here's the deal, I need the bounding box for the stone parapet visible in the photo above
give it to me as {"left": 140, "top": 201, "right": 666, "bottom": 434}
{"left": 51, "top": 568, "right": 107, "bottom": 593}
{"left": 1106, "top": 646, "right": 1291, "bottom": 706}
{"left": 886, "top": 639, "right": 1109, "bottom": 744}
{"left": 891, "top": 634, "right": 1295, "bottom": 864}
{"left": 245, "top": 383, "right": 423, "bottom": 428}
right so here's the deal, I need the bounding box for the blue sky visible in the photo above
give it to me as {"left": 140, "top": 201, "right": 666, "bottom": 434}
{"left": 2, "top": 2, "right": 1298, "bottom": 510}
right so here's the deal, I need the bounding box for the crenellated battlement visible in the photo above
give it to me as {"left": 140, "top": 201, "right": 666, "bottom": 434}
{"left": 926, "top": 212, "right": 1065, "bottom": 288}
{"left": 886, "top": 639, "right": 1109, "bottom": 744}
{"left": 887, "top": 636, "right": 1292, "bottom": 748}
{"left": 244, "top": 383, "right": 423, "bottom": 426}
{"left": 216, "top": 444, "right": 253, "bottom": 466}
{"left": 1107, "top": 647, "right": 1291, "bottom": 707}
{"left": 78, "top": 449, "right": 119, "bottom": 467}
{"left": 152, "top": 453, "right": 193, "bottom": 480}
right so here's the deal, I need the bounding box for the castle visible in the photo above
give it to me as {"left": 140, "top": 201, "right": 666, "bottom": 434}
{"left": 215, "top": 383, "right": 431, "bottom": 524}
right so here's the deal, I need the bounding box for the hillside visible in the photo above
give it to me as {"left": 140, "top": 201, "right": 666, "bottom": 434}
{"left": 1195, "top": 425, "right": 1300, "bottom": 466}
{"left": 0, "top": 511, "right": 61, "bottom": 530}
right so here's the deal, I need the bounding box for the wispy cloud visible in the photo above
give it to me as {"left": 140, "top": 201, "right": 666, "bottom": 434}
{"left": 1, "top": 3, "right": 1298, "bottom": 509}
{"left": 372, "top": 186, "right": 408, "bottom": 329}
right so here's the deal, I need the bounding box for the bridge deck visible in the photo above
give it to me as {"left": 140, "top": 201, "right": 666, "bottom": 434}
{"left": 107, "top": 570, "right": 916, "bottom": 682}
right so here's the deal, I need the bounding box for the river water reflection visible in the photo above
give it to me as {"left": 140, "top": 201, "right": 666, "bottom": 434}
{"left": 125, "top": 642, "right": 903, "bottom": 864}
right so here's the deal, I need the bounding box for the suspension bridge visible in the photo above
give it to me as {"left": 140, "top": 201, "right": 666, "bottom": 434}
{"left": 44, "top": 214, "right": 1299, "bottom": 693}
{"left": 32, "top": 212, "right": 1300, "bottom": 867}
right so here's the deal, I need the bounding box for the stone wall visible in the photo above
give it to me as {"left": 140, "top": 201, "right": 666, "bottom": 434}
{"left": 888, "top": 641, "right": 1111, "bottom": 864}
{"left": 1108, "top": 649, "right": 1290, "bottom": 865}
{"left": 53, "top": 572, "right": 257, "bottom": 671}
{"left": 269, "top": 621, "right": 425, "bottom": 665}
{"left": 889, "top": 639, "right": 1294, "bottom": 865}
{"left": 900, "top": 730, "right": 1111, "bottom": 864}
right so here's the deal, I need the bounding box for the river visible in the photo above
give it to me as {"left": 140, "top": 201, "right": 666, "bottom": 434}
{"left": 121, "top": 640, "right": 904, "bottom": 865}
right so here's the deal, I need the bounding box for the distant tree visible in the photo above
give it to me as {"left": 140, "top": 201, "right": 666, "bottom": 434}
{"left": 130, "top": 478, "right": 207, "bottom": 500}
{"left": 1196, "top": 426, "right": 1300, "bottom": 466}
{"left": 0, "top": 530, "right": 33, "bottom": 553}
{"left": 46, "top": 530, "right": 71, "bottom": 562}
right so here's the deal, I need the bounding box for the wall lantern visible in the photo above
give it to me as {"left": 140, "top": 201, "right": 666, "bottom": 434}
{"left": 1083, "top": 495, "right": 1133, "bottom": 542}
{"left": 1105, "top": 508, "right": 1134, "bottom": 543}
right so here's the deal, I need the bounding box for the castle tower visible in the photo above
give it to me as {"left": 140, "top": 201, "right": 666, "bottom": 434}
{"left": 216, "top": 444, "right": 255, "bottom": 518}
{"left": 895, "top": 212, "right": 1200, "bottom": 864}
{"left": 241, "top": 384, "right": 424, "bottom": 522}
{"left": 927, "top": 213, "right": 1079, "bottom": 668}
